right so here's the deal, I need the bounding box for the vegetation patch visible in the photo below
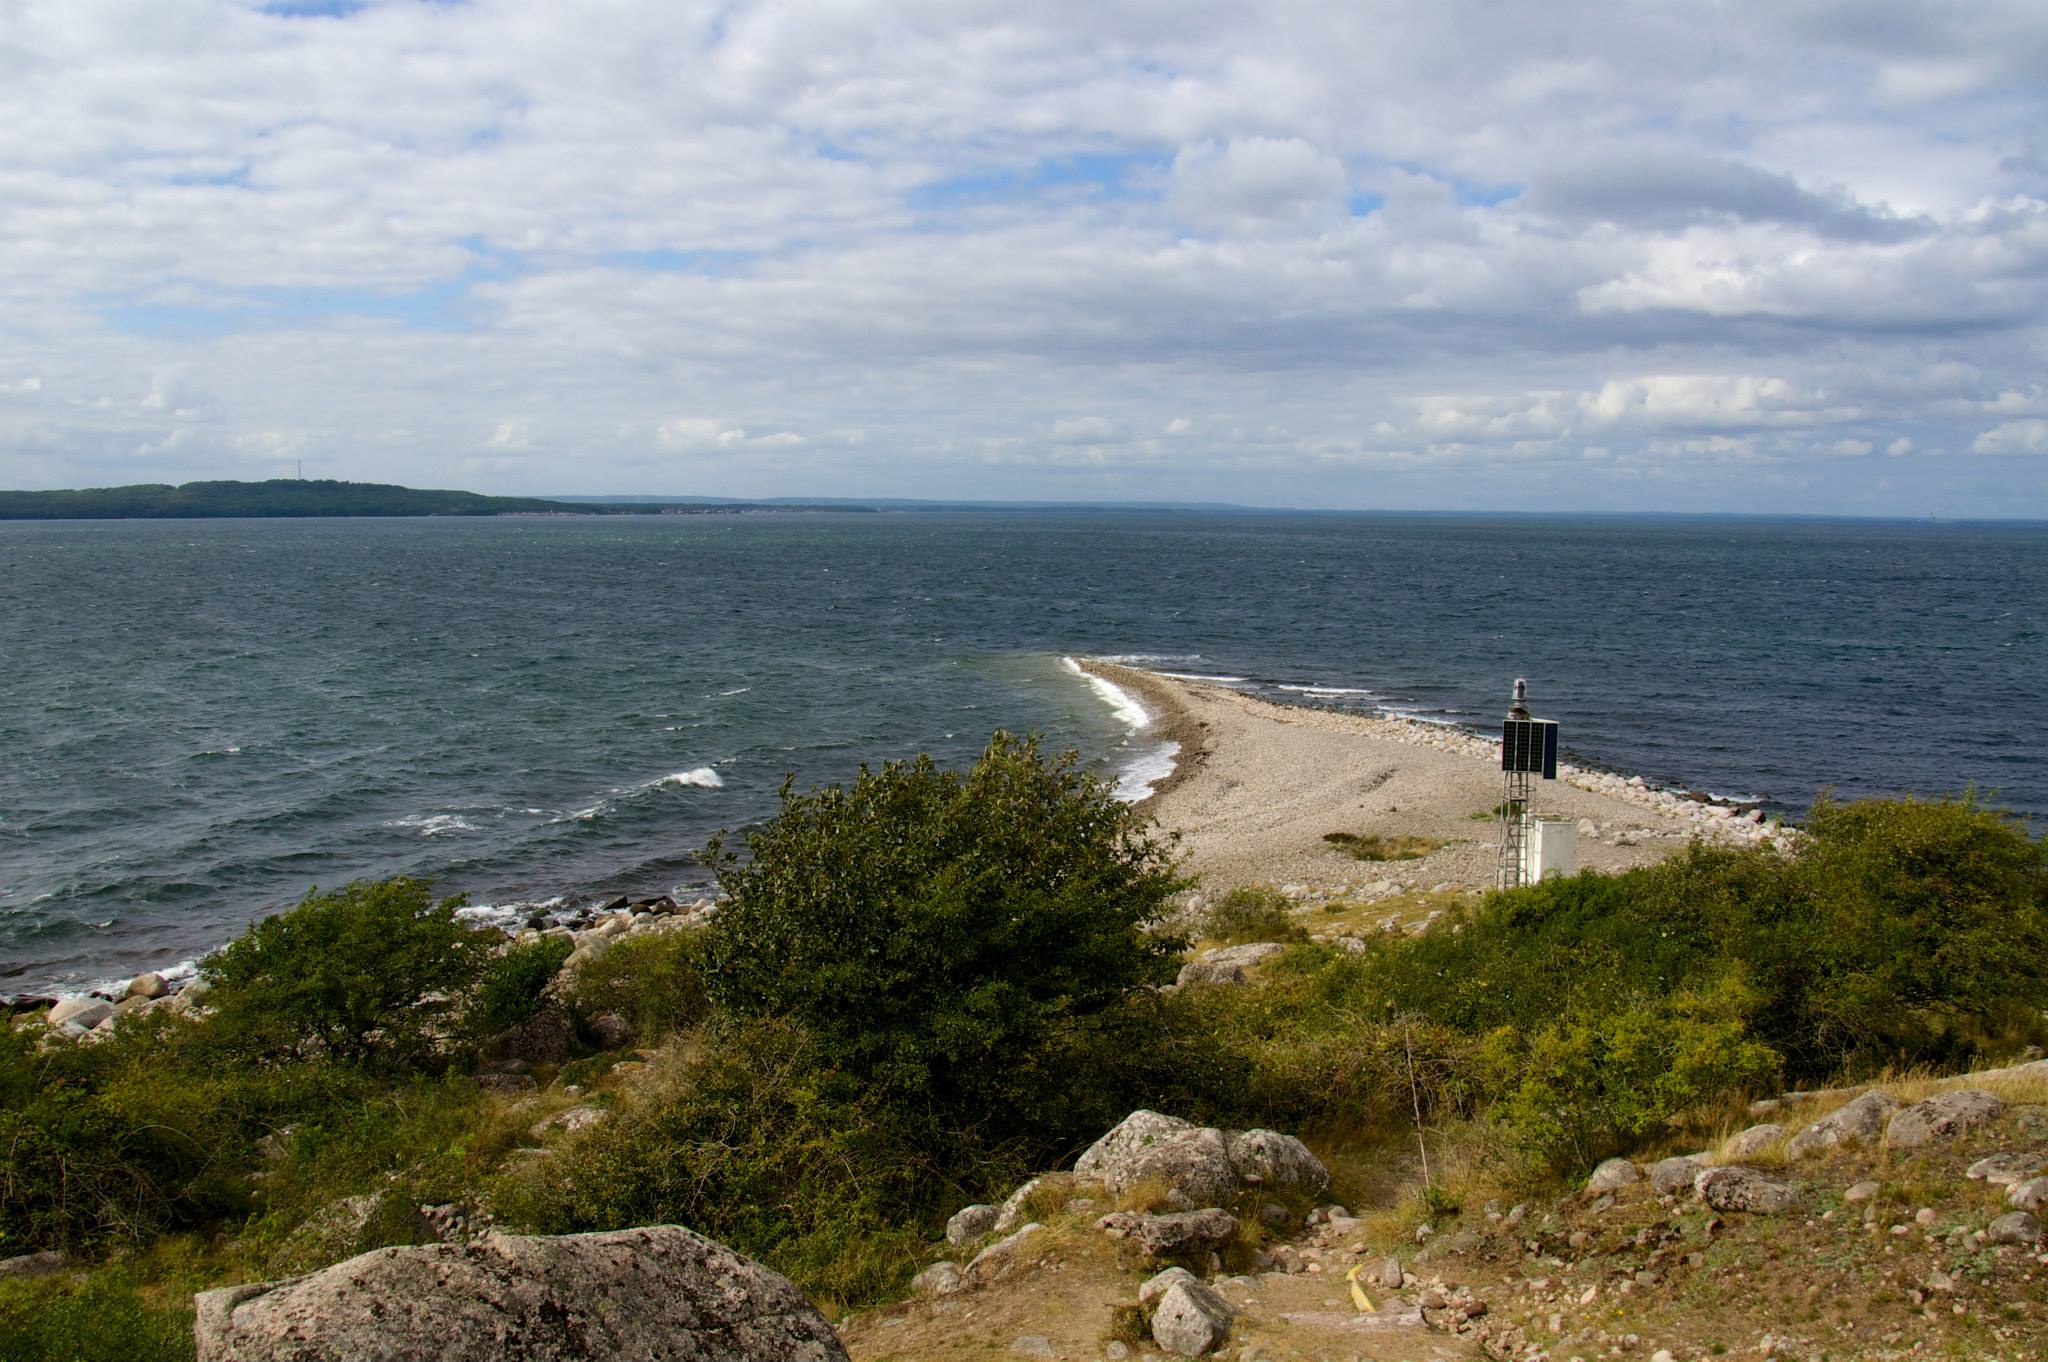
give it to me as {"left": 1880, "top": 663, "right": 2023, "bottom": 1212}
{"left": 1322, "top": 831, "right": 1445, "bottom": 861}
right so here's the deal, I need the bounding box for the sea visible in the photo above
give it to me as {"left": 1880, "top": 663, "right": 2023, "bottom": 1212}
{"left": 3, "top": 511, "right": 2043, "bottom": 997}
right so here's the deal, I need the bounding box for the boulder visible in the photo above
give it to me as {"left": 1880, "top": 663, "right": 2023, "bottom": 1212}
{"left": 1694, "top": 1166, "right": 1798, "bottom": 1214}
{"left": 46, "top": 996, "right": 112, "bottom": 1031}
{"left": 529, "top": 1106, "right": 605, "bottom": 1140}
{"left": 1650, "top": 1156, "right": 1704, "bottom": 1197}
{"left": 1586, "top": 1158, "right": 1639, "bottom": 1192}
{"left": 1224, "top": 1129, "right": 1330, "bottom": 1194}
{"left": 1785, "top": 1090, "right": 1903, "bottom": 1159}
{"left": 1987, "top": 1212, "right": 2043, "bottom": 1245}
{"left": 993, "top": 1176, "right": 1063, "bottom": 1235}
{"left": 1886, "top": 1090, "right": 2004, "bottom": 1149}
{"left": 2007, "top": 1177, "right": 2048, "bottom": 1215}
{"left": 1095, "top": 1209, "right": 1238, "bottom": 1258}
{"left": 1720, "top": 1123, "right": 1785, "bottom": 1161}
{"left": 1151, "top": 1278, "right": 1233, "bottom": 1356}
{"left": 1175, "top": 943, "right": 1286, "bottom": 988}
{"left": 1968, "top": 1154, "right": 2044, "bottom": 1187}
{"left": 0, "top": 1250, "right": 67, "bottom": 1280}
{"left": 909, "top": 1261, "right": 962, "bottom": 1298}
{"left": 193, "top": 1225, "right": 846, "bottom": 1362}
{"left": 946, "top": 1204, "right": 1000, "bottom": 1246}
{"left": 1138, "top": 1266, "right": 1198, "bottom": 1307}
{"left": 126, "top": 972, "right": 169, "bottom": 1000}
{"left": 583, "top": 1010, "right": 635, "bottom": 1050}
{"left": 1074, "top": 1112, "right": 1238, "bottom": 1211}
{"left": 962, "top": 1224, "right": 1045, "bottom": 1286}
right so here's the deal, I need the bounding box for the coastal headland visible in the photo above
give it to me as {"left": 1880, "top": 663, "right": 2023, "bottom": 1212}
{"left": 1076, "top": 659, "right": 1789, "bottom": 896}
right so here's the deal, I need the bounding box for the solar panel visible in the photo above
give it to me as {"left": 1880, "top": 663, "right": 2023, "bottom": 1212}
{"left": 1502, "top": 719, "right": 1559, "bottom": 778}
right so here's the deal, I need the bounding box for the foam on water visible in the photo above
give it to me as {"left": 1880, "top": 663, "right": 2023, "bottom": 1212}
{"left": 652, "top": 767, "right": 724, "bottom": 790}
{"left": 1114, "top": 741, "right": 1181, "bottom": 803}
{"left": 1277, "top": 683, "right": 1375, "bottom": 697}
{"left": 389, "top": 813, "right": 481, "bottom": 837}
{"left": 1059, "top": 656, "right": 1149, "bottom": 730}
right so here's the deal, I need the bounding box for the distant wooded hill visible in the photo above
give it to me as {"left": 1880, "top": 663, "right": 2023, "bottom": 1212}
{"left": 0, "top": 479, "right": 589, "bottom": 520}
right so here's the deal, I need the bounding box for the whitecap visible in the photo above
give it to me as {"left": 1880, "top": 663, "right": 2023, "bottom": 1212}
{"left": 388, "top": 813, "right": 480, "bottom": 837}
{"left": 1156, "top": 671, "right": 1250, "bottom": 685}
{"left": 717, "top": 686, "right": 752, "bottom": 697}
{"left": 1060, "top": 657, "right": 1149, "bottom": 732}
{"left": 653, "top": 767, "right": 724, "bottom": 790}
{"left": 1114, "top": 741, "right": 1180, "bottom": 803}
{"left": 1277, "top": 683, "right": 1375, "bottom": 697}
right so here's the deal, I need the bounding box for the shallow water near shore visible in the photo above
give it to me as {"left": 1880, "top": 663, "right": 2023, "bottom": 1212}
{"left": 3, "top": 510, "right": 2043, "bottom": 994}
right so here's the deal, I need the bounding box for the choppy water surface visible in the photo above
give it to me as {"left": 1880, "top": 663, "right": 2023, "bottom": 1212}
{"left": 3, "top": 511, "right": 2042, "bottom": 992}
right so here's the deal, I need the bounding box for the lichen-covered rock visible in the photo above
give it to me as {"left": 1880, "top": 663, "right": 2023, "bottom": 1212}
{"left": 45, "top": 996, "right": 112, "bottom": 1031}
{"left": 193, "top": 1225, "right": 846, "bottom": 1362}
{"left": 962, "top": 1224, "right": 1045, "bottom": 1286}
{"left": 1785, "top": 1090, "right": 1903, "bottom": 1159}
{"left": 1694, "top": 1165, "right": 1798, "bottom": 1214}
{"left": 1586, "top": 1158, "right": 1639, "bottom": 1192}
{"left": 1151, "top": 1278, "right": 1233, "bottom": 1356}
{"left": 1138, "top": 1265, "right": 1197, "bottom": 1306}
{"left": 1074, "top": 1112, "right": 1239, "bottom": 1210}
{"left": 1987, "top": 1211, "right": 2043, "bottom": 1245}
{"left": 1650, "top": 1155, "right": 1704, "bottom": 1197}
{"left": 1175, "top": 943, "right": 1286, "bottom": 988}
{"left": 1223, "top": 1129, "right": 1329, "bottom": 1194}
{"left": 1886, "top": 1090, "right": 2004, "bottom": 1149}
{"left": 1720, "top": 1123, "right": 1785, "bottom": 1160}
{"left": 2007, "top": 1177, "right": 2048, "bottom": 1215}
{"left": 909, "top": 1261, "right": 962, "bottom": 1298}
{"left": 946, "top": 1204, "right": 1000, "bottom": 1246}
{"left": 1968, "top": 1154, "right": 2044, "bottom": 1187}
{"left": 1096, "top": 1209, "right": 1237, "bottom": 1258}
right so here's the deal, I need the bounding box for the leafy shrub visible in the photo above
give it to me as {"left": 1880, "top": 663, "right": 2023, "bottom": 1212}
{"left": 562, "top": 929, "right": 712, "bottom": 1044}
{"left": 495, "top": 1018, "right": 945, "bottom": 1307}
{"left": 702, "top": 732, "right": 1183, "bottom": 1149}
{"left": 1478, "top": 976, "right": 1781, "bottom": 1176}
{"left": 1201, "top": 885, "right": 1306, "bottom": 944}
{"left": 469, "top": 935, "right": 573, "bottom": 1036}
{"left": 201, "top": 878, "right": 491, "bottom": 1068}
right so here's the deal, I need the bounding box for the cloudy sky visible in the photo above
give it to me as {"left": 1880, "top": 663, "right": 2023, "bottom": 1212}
{"left": 3, "top": 1, "right": 2046, "bottom": 514}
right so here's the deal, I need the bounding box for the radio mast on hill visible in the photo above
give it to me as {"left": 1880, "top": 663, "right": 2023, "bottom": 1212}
{"left": 1498, "top": 678, "right": 1573, "bottom": 889}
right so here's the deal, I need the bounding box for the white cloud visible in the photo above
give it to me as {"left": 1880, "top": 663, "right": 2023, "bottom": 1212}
{"left": 0, "top": 0, "right": 2043, "bottom": 513}
{"left": 1972, "top": 420, "right": 2048, "bottom": 456}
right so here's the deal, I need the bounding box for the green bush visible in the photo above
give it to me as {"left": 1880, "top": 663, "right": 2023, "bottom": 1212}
{"left": 563, "top": 930, "right": 712, "bottom": 1044}
{"left": 1201, "top": 885, "right": 1307, "bottom": 945}
{"left": 470, "top": 936, "right": 573, "bottom": 1036}
{"left": 1478, "top": 976, "right": 1781, "bottom": 1176}
{"left": 702, "top": 732, "right": 1184, "bottom": 1150}
{"left": 201, "top": 878, "right": 491, "bottom": 1068}
{"left": 496, "top": 1018, "right": 945, "bottom": 1307}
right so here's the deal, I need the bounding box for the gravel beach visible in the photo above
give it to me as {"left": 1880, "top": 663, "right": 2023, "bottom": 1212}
{"left": 1078, "top": 659, "right": 1790, "bottom": 897}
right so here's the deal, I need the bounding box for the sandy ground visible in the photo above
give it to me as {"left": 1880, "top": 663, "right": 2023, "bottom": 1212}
{"left": 1080, "top": 660, "right": 1784, "bottom": 897}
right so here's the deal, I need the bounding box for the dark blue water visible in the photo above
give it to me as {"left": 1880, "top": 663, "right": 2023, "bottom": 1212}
{"left": 3, "top": 512, "right": 2042, "bottom": 993}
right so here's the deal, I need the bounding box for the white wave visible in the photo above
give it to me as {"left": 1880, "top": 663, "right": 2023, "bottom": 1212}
{"left": 1277, "top": 683, "right": 1375, "bottom": 697}
{"left": 1380, "top": 706, "right": 1467, "bottom": 728}
{"left": 652, "top": 767, "right": 724, "bottom": 790}
{"left": 1156, "top": 671, "right": 1250, "bottom": 684}
{"left": 1060, "top": 657, "right": 1149, "bottom": 732}
{"left": 1096, "top": 652, "right": 1204, "bottom": 664}
{"left": 1114, "top": 741, "right": 1180, "bottom": 803}
{"left": 457, "top": 896, "right": 567, "bottom": 930}
{"left": 559, "top": 801, "right": 608, "bottom": 823}
{"left": 717, "top": 686, "right": 752, "bottom": 697}
{"left": 388, "top": 813, "right": 480, "bottom": 837}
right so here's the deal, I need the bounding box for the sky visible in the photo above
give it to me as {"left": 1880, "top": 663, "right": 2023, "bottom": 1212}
{"left": 2, "top": 1, "right": 2046, "bottom": 514}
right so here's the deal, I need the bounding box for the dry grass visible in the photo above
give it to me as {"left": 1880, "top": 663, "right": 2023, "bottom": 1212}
{"left": 1322, "top": 832, "right": 1447, "bottom": 862}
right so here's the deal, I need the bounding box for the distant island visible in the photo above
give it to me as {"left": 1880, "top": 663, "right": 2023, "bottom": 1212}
{"left": 0, "top": 479, "right": 860, "bottom": 520}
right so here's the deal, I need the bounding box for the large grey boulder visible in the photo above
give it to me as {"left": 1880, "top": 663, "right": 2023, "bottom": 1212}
{"left": 1694, "top": 1166, "right": 1798, "bottom": 1214}
{"left": 2007, "top": 1177, "right": 2048, "bottom": 1215}
{"left": 1720, "top": 1123, "right": 1785, "bottom": 1161}
{"left": 1785, "top": 1090, "right": 1903, "bottom": 1159}
{"left": 1138, "top": 1266, "right": 1197, "bottom": 1307}
{"left": 1175, "top": 943, "right": 1286, "bottom": 988}
{"left": 192, "top": 1225, "right": 847, "bottom": 1362}
{"left": 1096, "top": 1209, "right": 1238, "bottom": 1258}
{"left": 1987, "top": 1212, "right": 2043, "bottom": 1245}
{"left": 1886, "top": 1090, "right": 2005, "bottom": 1149}
{"left": 1586, "top": 1158, "right": 1640, "bottom": 1192}
{"left": 1074, "top": 1112, "right": 1239, "bottom": 1210}
{"left": 46, "top": 996, "right": 112, "bottom": 1031}
{"left": 909, "top": 1261, "right": 962, "bottom": 1298}
{"left": 946, "top": 1203, "right": 1000, "bottom": 1246}
{"left": 962, "top": 1224, "right": 1045, "bottom": 1286}
{"left": 1650, "top": 1155, "right": 1705, "bottom": 1197}
{"left": 1224, "top": 1129, "right": 1330, "bottom": 1194}
{"left": 1151, "top": 1278, "right": 1233, "bottom": 1356}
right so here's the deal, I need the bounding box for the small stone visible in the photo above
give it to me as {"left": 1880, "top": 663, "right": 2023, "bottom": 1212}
{"left": 947, "top": 1204, "right": 1000, "bottom": 1246}
{"left": 910, "top": 1261, "right": 962, "bottom": 1297}
{"left": 2008, "top": 1177, "right": 2048, "bottom": 1214}
{"left": 1378, "top": 1257, "right": 1403, "bottom": 1291}
{"left": 1009, "top": 1335, "right": 1055, "bottom": 1356}
{"left": 1843, "top": 1180, "right": 1881, "bottom": 1203}
{"left": 1694, "top": 1166, "right": 1798, "bottom": 1214}
{"left": 1914, "top": 1207, "right": 1936, "bottom": 1226}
